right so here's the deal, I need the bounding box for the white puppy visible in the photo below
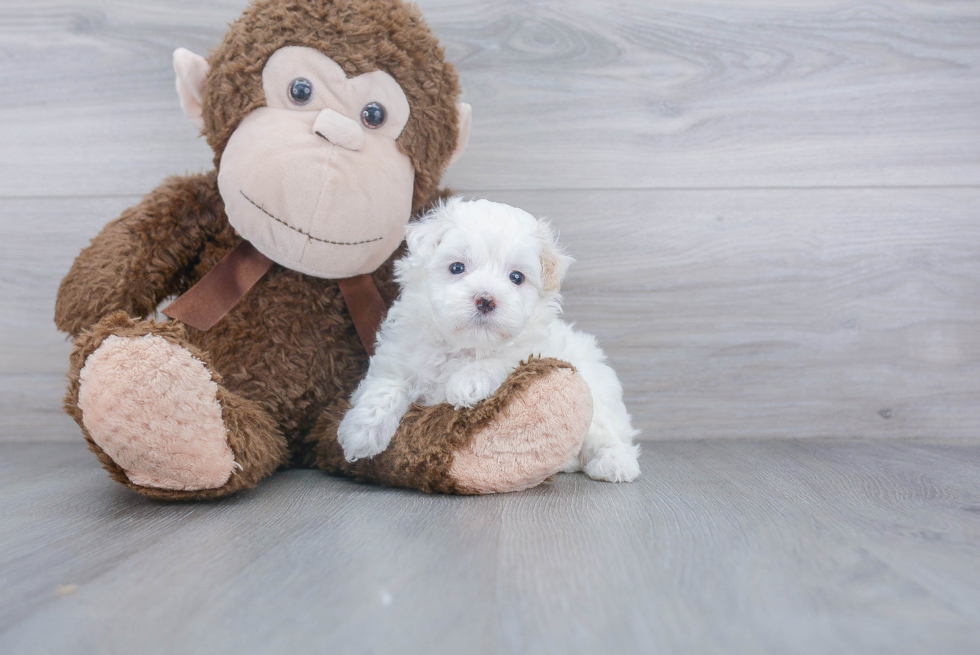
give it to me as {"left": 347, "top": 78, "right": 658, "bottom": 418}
{"left": 337, "top": 198, "right": 640, "bottom": 482}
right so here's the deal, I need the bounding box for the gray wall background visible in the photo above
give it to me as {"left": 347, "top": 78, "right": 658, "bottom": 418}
{"left": 2, "top": 0, "right": 978, "bottom": 442}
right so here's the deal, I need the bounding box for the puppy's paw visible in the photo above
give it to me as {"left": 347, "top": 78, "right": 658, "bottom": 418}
{"left": 337, "top": 405, "right": 400, "bottom": 462}
{"left": 583, "top": 443, "right": 641, "bottom": 483}
{"left": 445, "top": 368, "right": 506, "bottom": 409}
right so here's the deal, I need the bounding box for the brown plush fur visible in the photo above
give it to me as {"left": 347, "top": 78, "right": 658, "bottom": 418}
{"left": 56, "top": 170, "right": 401, "bottom": 490}
{"left": 55, "top": 0, "right": 588, "bottom": 499}
{"left": 55, "top": 172, "right": 228, "bottom": 336}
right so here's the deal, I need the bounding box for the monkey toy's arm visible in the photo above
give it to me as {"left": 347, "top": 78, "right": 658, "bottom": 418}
{"left": 55, "top": 171, "right": 225, "bottom": 337}
{"left": 312, "top": 357, "right": 594, "bottom": 495}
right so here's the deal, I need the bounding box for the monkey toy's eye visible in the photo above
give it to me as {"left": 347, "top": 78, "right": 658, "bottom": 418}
{"left": 288, "top": 78, "right": 313, "bottom": 105}
{"left": 509, "top": 271, "right": 525, "bottom": 285}
{"left": 449, "top": 262, "right": 466, "bottom": 275}
{"left": 361, "top": 102, "right": 387, "bottom": 128}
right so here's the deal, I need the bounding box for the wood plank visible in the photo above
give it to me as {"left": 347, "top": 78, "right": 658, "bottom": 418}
{"left": 491, "top": 187, "right": 980, "bottom": 440}
{"left": 5, "top": 188, "right": 977, "bottom": 442}
{"left": 1, "top": 0, "right": 978, "bottom": 197}
{"left": 0, "top": 196, "right": 136, "bottom": 440}
{"left": 0, "top": 441, "right": 977, "bottom": 653}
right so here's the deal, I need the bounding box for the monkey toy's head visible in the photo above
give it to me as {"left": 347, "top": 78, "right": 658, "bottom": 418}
{"left": 173, "top": 0, "right": 471, "bottom": 279}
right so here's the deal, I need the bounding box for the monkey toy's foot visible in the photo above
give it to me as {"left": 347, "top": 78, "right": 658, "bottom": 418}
{"left": 66, "top": 312, "right": 286, "bottom": 499}
{"left": 78, "top": 332, "right": 235, "bottom": 490}
{"left": 313, "top": 357, "right": 593, "bottom": 495}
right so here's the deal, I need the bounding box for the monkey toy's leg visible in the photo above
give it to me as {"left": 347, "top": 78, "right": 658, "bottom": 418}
{"left": 65, "top": 312, "right": 289, "bottom": 501}
{"left": 310, "top": 358, "right": 593, "bottom": 494}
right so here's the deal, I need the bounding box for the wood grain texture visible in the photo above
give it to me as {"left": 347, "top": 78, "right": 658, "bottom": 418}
{"left": 490, "top": 187, "right": 980, "bottom": 440}
{"left": 1, "top": 0, "right": 978, "bottom": 196}
{"left": 1, "top": 441, "right": 978, "bottom": 654}
{"left": 0, "top": 196, "right": 133, "bottom": 441}
{"left": 6, "top": 188, "right": 978, "bottom": 442}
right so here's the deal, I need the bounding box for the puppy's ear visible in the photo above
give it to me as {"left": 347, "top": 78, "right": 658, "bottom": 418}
{"left": 536, "top": 220, "right": 574, "bottom": 294}
{"left": 405, "top": 199, "right": 457, "bottom": 261}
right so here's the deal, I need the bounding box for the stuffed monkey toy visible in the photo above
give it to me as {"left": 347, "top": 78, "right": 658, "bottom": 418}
{"left": 54, "top": 0, "right": 593, "bottom": 499}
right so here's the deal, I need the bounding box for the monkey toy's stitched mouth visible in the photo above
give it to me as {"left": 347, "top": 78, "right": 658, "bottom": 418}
{"left": 239, "top": 190, "right": 383, "bottom": 246}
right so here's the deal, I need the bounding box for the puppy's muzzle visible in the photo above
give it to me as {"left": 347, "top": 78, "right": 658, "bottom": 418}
{"left": 475, "top": 295, "right": 496, "bottom": 315}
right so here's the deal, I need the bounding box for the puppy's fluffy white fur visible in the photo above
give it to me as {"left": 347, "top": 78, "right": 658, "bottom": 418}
{"left": 337, "top": 198, "right": 640, "bottom": 482}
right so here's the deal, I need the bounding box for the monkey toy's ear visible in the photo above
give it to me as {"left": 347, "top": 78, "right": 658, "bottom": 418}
{"left": 173, "top": 48, "right": 210, "bottom": 131}
{"left": 448, "top": 102, "right": 472, "bottom": 166}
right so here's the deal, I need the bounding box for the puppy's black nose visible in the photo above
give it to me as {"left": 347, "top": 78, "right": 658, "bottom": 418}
{"left": 475, "top": 295, "right": 496, "bottom": 314}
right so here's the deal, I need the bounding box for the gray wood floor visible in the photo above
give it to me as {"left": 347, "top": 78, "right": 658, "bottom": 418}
{"left": 2, "top": 1, "right": 980, "bottom": 653}
{"left": 1, "top": 440, "right": 979, "bottom": 654}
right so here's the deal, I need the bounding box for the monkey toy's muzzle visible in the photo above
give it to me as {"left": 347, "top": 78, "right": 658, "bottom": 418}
{"left": 217, "top": 106, "right": 415, "bottom": 280}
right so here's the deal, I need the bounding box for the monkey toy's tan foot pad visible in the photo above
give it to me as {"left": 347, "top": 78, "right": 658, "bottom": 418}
{"left": 450, "top": 363, "right": 593, "bottom": 494}
{"left": 77, "top": 333, "right": 236, "bottom": 491}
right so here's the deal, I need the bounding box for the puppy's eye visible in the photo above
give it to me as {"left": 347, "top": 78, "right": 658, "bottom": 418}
{"left": 509, "top": 271, "right": 525, "bottom": 285}
{"left": 361, "top": 102, "right": 387, "bottom": 128}
{"left": 449, "top": 262, "right": 466, "bottom": 275}
{"left": 288, "top": 78, "right": 313, "bottom": 105}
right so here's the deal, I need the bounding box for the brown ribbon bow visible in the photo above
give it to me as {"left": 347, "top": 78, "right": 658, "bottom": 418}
{"left": 162, "top": 240, "right": 387, "bottom": 355}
